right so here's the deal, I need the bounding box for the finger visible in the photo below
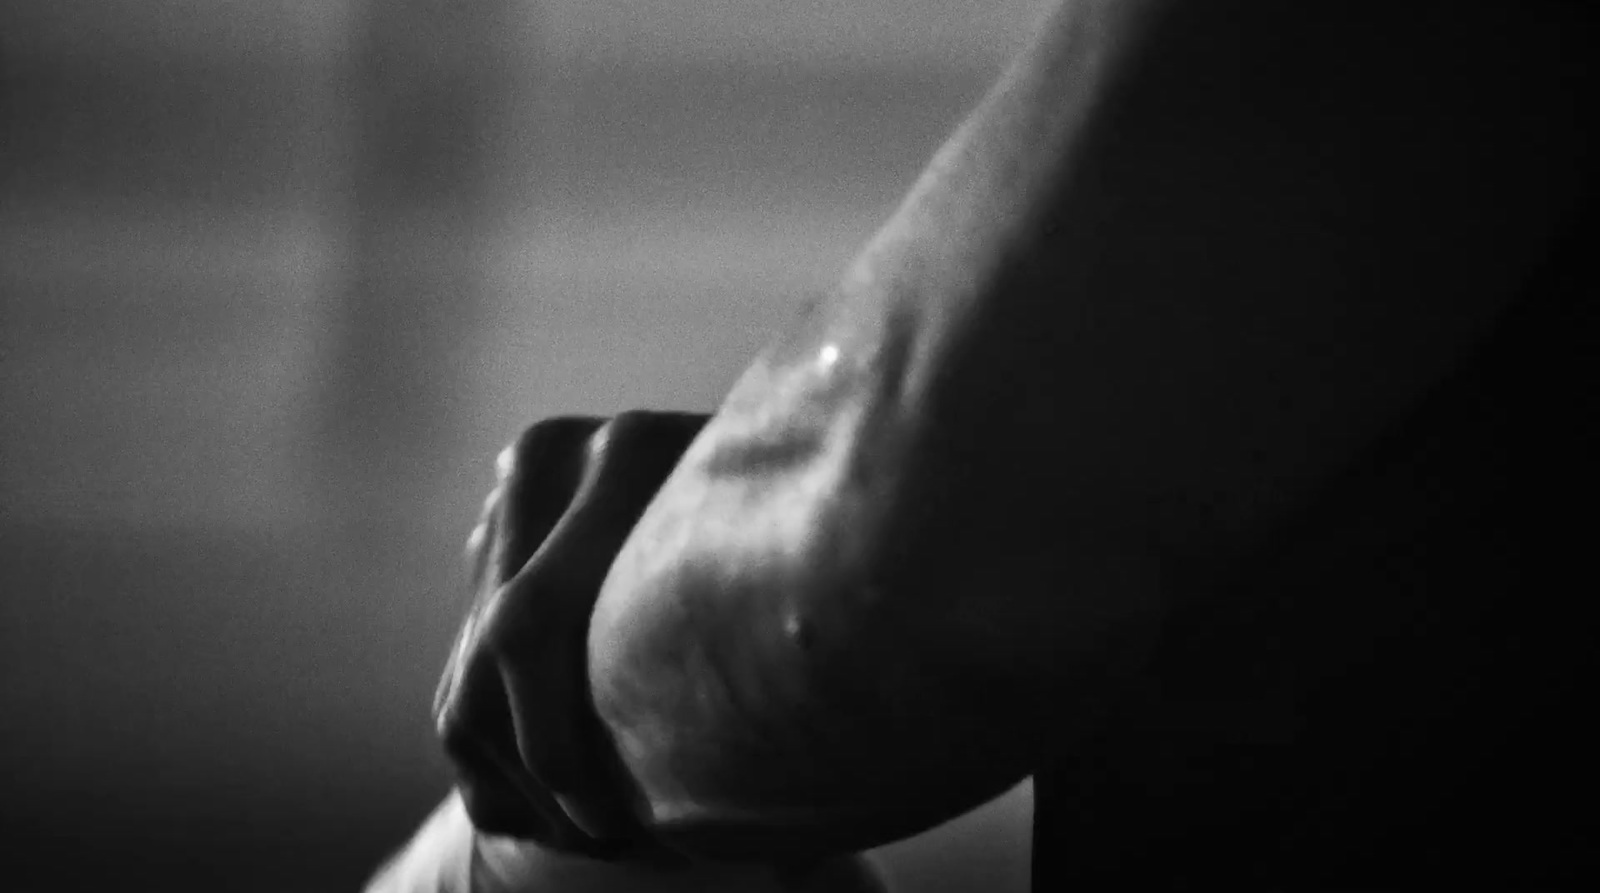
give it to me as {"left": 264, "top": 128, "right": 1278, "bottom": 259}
{"left": 443, "top": 419, "right": 603, "bottom": 839}
{"left": 440, "top": 488, "right": 505, "bottom": 725}
{"left": 466, "top": 486, "right": 502, "bottom": 595}
{"left": 445, "top": 418, "right": 606, "bottom": 720}
{"left": 495, "top": 416, "right": 606, "bottom": 584}
{"left": 444, "top": 411, "right": 709, "bottom": 850}
{"left": 490, "top": 412, "right": 709, "bottom": 834}
{"left": 440, "top": 653, "right": 573, "bottom": 841}
{"left": 508, "top": 410, "right": 709, "bottom": 586}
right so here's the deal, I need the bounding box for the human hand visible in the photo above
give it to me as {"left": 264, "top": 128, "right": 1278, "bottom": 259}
{"left": 433, "top": 411, "right": 709, "bottom": 855}
{"left": 410, "top": 409, "right": 890, "bottom": 890}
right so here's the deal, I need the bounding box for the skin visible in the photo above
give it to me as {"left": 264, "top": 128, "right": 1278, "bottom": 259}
{"left": 581, "top": 0, "right": 1588, "bottom": 861}
{"left": 419, "top": 412, "right": 887, "bottom": 889}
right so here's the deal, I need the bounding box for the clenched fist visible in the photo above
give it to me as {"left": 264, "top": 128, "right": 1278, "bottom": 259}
{"left": 435, "top": 411, "right": 711, "bottom": 854}
{"left": 370, "top": 410, "right": 887, "bottom": 892}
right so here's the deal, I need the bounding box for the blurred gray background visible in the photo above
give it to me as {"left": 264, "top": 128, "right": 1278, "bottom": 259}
{"left": 1, "top": 2, "right": 1047, "bottom": 890}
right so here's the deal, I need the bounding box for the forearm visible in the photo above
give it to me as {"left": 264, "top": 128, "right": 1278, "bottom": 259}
{"left": 586, "top": 0, "right": 1584, "bottom": 858}
{"left": 583, "top": 0, "right": 1168, "bottom": 854}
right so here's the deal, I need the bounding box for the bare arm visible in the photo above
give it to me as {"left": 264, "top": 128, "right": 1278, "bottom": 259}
{"left": 586, "top": 0, "right": 1586, "bottom": 859}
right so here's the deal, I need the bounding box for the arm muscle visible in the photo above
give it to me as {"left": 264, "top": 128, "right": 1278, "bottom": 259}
{"left": 587, "top": 0, "right": 1586, "bottom": 858}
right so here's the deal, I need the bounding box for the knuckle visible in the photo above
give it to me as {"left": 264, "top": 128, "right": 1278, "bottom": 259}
{"left": 592, "top": 410, "right": 710, "bottom": 470}
{"left": 487, "top": 416, "right": 609, "bottom": 576}
{"left": 464, "top": 517, "right": 488, "bottom": 561}
{"left": 475, "top": 412, "right": 710, "bottom": 591}
{"left": 607, "top": 409, "right": 710, "bottom": 444}
{"left": 506, "top": 415, "right": 607, "bottom": 479}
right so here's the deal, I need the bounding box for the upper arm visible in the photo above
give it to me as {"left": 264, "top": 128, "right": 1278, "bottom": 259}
{"left": 862, "top": 0, "right": 1588, "bottom": 575}
{"left": 725, "top": 0, "right": 1590, "bottom": 715}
